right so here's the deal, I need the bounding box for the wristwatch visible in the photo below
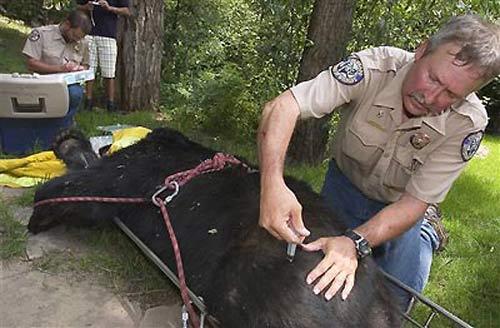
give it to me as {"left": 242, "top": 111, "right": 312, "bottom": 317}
{"left": 344, "top": 229, "right": 372, "bottom": 258}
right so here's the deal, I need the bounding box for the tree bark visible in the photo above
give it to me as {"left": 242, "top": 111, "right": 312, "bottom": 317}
{"left": 116, "top": 0, "right": 164, "bottom": 111}
{"left": 287, "top": 0, "right": 356, "bottom": 164}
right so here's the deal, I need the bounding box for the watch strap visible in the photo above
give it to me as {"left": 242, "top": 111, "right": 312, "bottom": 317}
{"left": 344, "top": 229, "right": 372, "bottom": 258}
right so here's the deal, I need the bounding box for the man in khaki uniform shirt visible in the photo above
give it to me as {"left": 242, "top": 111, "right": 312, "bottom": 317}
{"left": 258, "top": 15, "right": 499, "bottom": 308}
{"left": 22, "top": 10, "right": 91, "bottom": 126}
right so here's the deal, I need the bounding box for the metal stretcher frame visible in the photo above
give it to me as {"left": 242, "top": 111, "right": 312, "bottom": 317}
{"left": 113, "top": 216, "right": 474, "bottom": 328}
{"left": 381, "top": 270, "right": 474, "bottom": 328}
{"left": 113, "top": 217, "right": 208, "bottom": 315}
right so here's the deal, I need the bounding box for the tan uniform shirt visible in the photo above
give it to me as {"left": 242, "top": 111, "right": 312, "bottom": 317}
{"left": 291, "top": 46, "right": 488, "bottom": 204}
{"left": 22, "top": 25, "right": 89, "bottom": 67}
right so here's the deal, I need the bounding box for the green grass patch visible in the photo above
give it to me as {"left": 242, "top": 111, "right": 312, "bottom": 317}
{"left": 0, "top": 16, "right": 30, "bottom": 73}
{"left": 12, "top": 188, "right": 36, "bottom": 207}
{"left": 415, "top": 135, "right": 500, "bottom": 327}
{"left": 0, "top": 202, "right": 27, "bottom": 259}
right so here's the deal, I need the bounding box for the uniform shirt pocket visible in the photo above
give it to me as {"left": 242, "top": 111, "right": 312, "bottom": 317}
{"left": 342, "top": 124, "right": 386, "bottom": 175}
{"left": 384, "top": 147, "right": 422, "bottom": 191}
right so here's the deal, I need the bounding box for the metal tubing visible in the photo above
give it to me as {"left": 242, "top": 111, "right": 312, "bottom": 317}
{"left": 113, "top": 217, "right": 207, "bottom": 314}
{"left": 380, "top": 270, "right": 474, "bottom": 328}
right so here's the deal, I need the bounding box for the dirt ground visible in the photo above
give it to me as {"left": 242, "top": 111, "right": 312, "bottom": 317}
{"left": 0, "top": 186, "right": 183, "bottom": 328}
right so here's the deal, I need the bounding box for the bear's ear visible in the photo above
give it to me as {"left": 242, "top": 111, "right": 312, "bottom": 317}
{"left": 52, "top": 128, "right": 98, "bottom": 170}
{"left": 27, "top": 215, "right": 59, "bottom": 234}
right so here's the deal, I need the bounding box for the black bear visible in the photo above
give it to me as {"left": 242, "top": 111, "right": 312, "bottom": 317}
{"left": 28, "top": 128, "right": 401, "bottom": 327}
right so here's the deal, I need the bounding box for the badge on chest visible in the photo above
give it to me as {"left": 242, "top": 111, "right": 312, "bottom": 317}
{"left": 410, "top": 132, "right": 431, "bottom": 149}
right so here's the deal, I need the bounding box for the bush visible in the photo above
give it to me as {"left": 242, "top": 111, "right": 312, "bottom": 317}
{"left": 165, "top": 63, "right": 260, "bottom": 143}
{"left": 3, "top": 0, "right": 70, "bottom": 26}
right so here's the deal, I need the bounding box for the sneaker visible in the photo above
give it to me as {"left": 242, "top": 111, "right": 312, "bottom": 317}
{"left": 84, "top": 98, "right": 94, "bottom": 111}
{"left": 424, "top": 204, "right": 448, "bottom": 252}
{"left": 107, "top": 100, "right": 118, "bottom": 112}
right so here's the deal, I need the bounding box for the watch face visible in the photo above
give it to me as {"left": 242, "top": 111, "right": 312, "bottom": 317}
{"left": 344, "top": 230, "right": 372, "bottom": 258}
{"left": 357, "top": 240, "right": 372, "bottom": 258}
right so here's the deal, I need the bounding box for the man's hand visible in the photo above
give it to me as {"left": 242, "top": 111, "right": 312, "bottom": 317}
{"left": 259, "top": 179, "right": 310, "bottom": 243}
{"left": 302, "top": 236, "right": 358, "bottom": 301}
{"left": 98, "top": 0, "right": 111, "bottom": 10}
{"left": 62, "top": 62, "right": 84, "bottom": 72}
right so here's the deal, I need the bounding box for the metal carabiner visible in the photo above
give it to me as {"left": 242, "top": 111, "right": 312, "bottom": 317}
{"left": 151, "top": 181, "right": 180, "bottom": 207}
{"left": 181, "top": 303, "right": 206, "bottom": 328}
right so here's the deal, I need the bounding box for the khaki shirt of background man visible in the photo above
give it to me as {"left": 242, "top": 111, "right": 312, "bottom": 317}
{"left": 23, "top": 23, "right": 89, "bottom": 73}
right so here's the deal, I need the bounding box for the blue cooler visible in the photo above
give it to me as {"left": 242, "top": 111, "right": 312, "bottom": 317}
{"left": 0, "top": 116, "right": 71, "bottom": 154}
{"left": 0, "top": 71, "right": 92, "bottom": 154}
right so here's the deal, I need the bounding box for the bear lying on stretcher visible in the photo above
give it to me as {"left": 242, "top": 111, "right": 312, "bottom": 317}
{"left": 28, "top": 128, "right": 401, "bottom": 327}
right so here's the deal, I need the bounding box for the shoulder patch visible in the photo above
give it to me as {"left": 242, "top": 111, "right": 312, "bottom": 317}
{"left": 461, "top": 131, "right": 484, "bottom": 161}
{"left": 29, "top": 29, "right": 41, "bottom": 42}
{"left": 331, "top": 56, "right": 364, "bottom": 85}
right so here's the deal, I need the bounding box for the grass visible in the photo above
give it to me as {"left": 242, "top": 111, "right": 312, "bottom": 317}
{"left": 0, "top": 201, "right": 28, "bottom": 259}
{"left": 0, "top": 16, "right": 30, "bottom": 73}
{"left": 412, "top": 136, "right": 500, "bottom": 327}
{"left": 1, "top": 14, "right": 499, "bottom": 327}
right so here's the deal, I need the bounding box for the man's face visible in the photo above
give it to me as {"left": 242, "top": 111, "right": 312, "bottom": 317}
{"left": 61, "top": 23, "right": 86, "bottom": 43}
{"left": 401, "top": 42, "right": 484, "bottom": 118}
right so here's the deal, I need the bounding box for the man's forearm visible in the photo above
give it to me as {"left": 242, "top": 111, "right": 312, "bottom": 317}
{"left": 26, "top": 58, "right": 63, "bottom": 74}
{"left": 258, "top": 90, "right": 300, "bottom": 184}
{"left": 109, "top": 6, "right": 130, "bottom": 16}
{"left": 355, "top": 193, "right": 428, "bottom": 247}
{"left": 76, "top": 4, "right": 91, "bottom": 12}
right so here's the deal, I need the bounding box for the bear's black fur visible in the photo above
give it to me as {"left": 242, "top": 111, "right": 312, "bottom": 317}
{"left": 29, "top": 128, "right": 401, "bottom": 327}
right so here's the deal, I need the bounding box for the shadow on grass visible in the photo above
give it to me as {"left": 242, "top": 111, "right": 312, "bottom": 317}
{"left": 0, "top": 17, "right": 29, "bottom": 73}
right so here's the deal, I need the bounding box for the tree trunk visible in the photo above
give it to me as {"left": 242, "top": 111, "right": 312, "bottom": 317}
{"left": 116, "top": 0, "right": 164, "bottom": 111}
{"left": 287, "top": 0, "right": 356, "bottom": 164}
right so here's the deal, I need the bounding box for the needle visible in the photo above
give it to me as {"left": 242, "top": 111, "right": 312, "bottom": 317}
{"left": 286, "top": 242, "right": 297, "bottom": 263}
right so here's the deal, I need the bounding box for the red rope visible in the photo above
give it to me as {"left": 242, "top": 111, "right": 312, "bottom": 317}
{"left": 34, "top": 196, "right": 147, "bottom": 207}
{"left": 33, "top": 152, "right": 245, "bottom": 327}
{"left": 157, "top": 198, "right": 200, "bottom": 328}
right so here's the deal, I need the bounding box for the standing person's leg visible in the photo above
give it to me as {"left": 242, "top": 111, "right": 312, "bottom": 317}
{"left": 96, "top": 36, "right": 118, "bottom": 111}
{"left": 85, "top": 36, "right": 98, "bottom": 111}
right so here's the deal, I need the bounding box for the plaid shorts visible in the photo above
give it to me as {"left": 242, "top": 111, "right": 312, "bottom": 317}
{"left": 87, "top": 35, "right": 118, "bottom": 78}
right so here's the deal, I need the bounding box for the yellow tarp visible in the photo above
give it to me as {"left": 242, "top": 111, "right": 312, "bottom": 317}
{"left": 108, "top": 126, "right": 151, "bottom": 154}
{"left": 0, "top": 151, "right": 66, "bottom": 188}
{"left": 0, "top": 126, "right": 152, "bottom": 188}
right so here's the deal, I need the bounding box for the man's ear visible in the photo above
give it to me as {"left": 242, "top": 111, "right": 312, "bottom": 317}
{"left": 415, "top": 40, "right": 429, "bottom": 61}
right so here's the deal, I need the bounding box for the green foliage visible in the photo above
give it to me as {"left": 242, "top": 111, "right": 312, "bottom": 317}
{"left": 3, "top": 0, "right": 71, "bottom": 25}
{"left": 161, "top": 0, "right": 499, "bottom": 142}
{"left": 167, "top": 63, "right": 260, "bottom": 142}
{"left": 161, "top": 0, "right": 312, "bottom": 143}
{"left": 351, "top": 0, "right": 499, "bottom": 51}
{"left": 351, "top": 0, "right": 500, "bottom": 122}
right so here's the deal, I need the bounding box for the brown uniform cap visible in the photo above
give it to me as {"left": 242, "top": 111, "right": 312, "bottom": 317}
{"left": 22, "top": 25, "right": 89, "bottom": 67}
{"left": 291, "top": 46, "right": 488, "bottom": 204}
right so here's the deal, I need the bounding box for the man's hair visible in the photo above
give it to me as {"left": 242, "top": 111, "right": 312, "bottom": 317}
{"left": 65, "top": 10, "right": 92, "bottom": 35}
{"left": 424, "top": 14, "right": 500, "bottom": 82}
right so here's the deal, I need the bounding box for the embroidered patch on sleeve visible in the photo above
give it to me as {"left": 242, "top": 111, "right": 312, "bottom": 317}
{"left": 28, "top": 30, "right": 41, "bottom": 42}
{"left": 461, "top": 131, "right": 484, "bottom": 161}
{"left": 331, "top": 56, "right": 364, "bottom": 85}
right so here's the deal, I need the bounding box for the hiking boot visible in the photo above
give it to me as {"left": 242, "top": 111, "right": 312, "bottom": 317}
{"left": 424, "top": 203, "right": 448, "bottom": 252}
